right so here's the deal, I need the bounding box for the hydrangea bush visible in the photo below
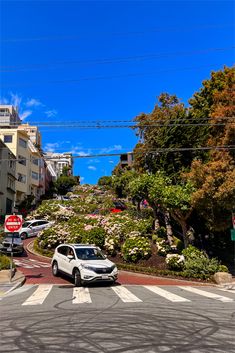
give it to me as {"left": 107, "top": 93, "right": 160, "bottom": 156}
{"left": 122, "top": 237, "right": 151, "bottom": 262}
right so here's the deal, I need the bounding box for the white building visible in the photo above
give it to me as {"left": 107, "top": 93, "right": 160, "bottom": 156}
{"left": 44, "top": 152, "right": 73, "bottom": 179}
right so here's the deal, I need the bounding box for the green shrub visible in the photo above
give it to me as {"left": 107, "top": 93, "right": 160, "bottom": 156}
{"left": 82, "top": 227, "right": 106, "bottom": 248}
{"left": 0, "top": 254, "right": 12, "bottom": 270}
{"left": 122, "top": 237, "right": 151, "bottom": 263}
{"left": 182, "top": 245, "right": 227, "bottom": 279}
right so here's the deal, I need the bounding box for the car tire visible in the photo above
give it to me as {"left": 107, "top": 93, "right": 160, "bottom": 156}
{"left": 21, "top": 232, "right": 27, "bottom": 240}
{"left": 73, "top": 268, "right": 82, "bottom": 287}
{"left": 52, "top": 261, "right": 59, "bottom": 277}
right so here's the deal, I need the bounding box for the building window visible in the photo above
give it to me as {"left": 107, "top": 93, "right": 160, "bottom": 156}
{"left": 32, "top": 158, "right": 39, "bottom": 166}
{"left": 19, "top": 138, "right": 27, "bottom": 148}
{"left": 32, "top": 172, "right": 39, "bottom": 180}
{"left": 8, "top": 158, "right": 16, "bottom": 170}
{"left": 18, "top": 155, "right": 27, "bottom": 166}
{"left": 17, "top": 173, "right": 26, "bottom": 183}
{"left": 4, "top": 135, "right": 13, "bottom": 143}
{"left": 7, "top": 177, "right": 15, "bottom": 190}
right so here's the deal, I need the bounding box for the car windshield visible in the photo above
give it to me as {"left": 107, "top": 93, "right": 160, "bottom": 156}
{"left": 75, "top": 248, "right": 106, "bottom": 260}
{"left": 22, "top": 221, "right": 31, "bottom": 227}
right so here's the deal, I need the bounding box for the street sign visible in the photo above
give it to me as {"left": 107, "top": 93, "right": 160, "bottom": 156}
{"left": 4, "top": 215, "right": 23, "bottom": 232}
{"left": 231, "top": 229, "right": 235, "bottom": 241}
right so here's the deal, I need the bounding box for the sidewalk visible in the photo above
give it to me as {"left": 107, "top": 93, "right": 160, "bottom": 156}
{"left": 0, "top": 269, "right": 25, "bottom": 297}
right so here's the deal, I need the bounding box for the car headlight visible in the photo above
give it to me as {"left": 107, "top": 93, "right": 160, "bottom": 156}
{"left": 81, "top": 264, "right": 95, "bottom": 272}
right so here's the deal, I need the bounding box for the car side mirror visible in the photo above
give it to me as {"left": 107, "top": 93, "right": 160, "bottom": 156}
{"left": 67, "top": 255, "right": 74, "bottom": 260}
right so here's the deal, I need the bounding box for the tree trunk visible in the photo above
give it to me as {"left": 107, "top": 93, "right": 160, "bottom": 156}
{"left": 180, "top": 220, "right": 189, "bottom": 248}
{"left": 152, "top": 206, "right": 161, "bottom": 231}
{"left": 165, "top": 210, "right": 174, "bottom": 245}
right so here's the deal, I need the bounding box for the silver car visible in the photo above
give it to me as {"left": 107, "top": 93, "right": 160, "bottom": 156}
{"left": 0, "top": 232, "right": 24, "bottom": 255}
{"left": 19, "top": 219, "right": 54, "bottom": 239}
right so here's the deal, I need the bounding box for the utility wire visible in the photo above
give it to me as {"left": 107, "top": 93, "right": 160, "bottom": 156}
{"left": 1, "top": 46, "right": 234, "bottom": 72}
{"left": 2, "top": 63, "right": 233, "bottom": 88}
{"left": 1, "top": 24, "right": 232, "bottom": 43}
{"left": 1, "top": 145, "right": 235, "bottom": 162}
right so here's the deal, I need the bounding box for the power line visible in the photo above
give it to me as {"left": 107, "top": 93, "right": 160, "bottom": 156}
{"left": 1, "top": 145, "right": 235, "bottom": 162}
{"left": 1, "top": 46, "right": 234, "bottom": 72}
{"left": 2, "top": 63, "right": 233, "bottom": 88}
{"left": 1, "top": 24, "right": 232, "bottom": 43}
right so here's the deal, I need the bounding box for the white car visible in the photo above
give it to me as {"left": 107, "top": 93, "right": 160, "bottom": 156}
{"left": 51, "top": 244, "right": 118, "bottom": 286}
{"left": 19, "top": 219, "right": 53, "bottom": 239}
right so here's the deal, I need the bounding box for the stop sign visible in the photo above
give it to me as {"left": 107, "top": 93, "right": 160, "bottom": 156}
{"left": 4, "top": 215, "right": 23, "bottom": 232}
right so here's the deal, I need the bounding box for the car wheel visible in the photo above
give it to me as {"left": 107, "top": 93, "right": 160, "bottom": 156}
{"left": 73, "top": 268, "right": 82, "bottom": 287}
{"left": 21, "top": 232, "right": 27, "bottom": 240}
{"left": 52, "top": 261, "right": 59, "bottom": 277}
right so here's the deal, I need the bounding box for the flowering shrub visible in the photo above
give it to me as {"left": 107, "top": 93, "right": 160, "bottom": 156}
{"left": 156, "top": 239, "right": 171, "bottom": 256}
{"left": 122, "top": 237, "right": 151, "bottom": 263}
{"left": 166, "top": 254, "right": 185, "bottom": 271}
{"left": 104, "top": 235, "right": 120, "bottom": 256}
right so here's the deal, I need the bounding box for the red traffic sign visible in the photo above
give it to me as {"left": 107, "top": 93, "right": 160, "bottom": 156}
{"left": 4, "top": 215, "right": 23, "bottom": 232}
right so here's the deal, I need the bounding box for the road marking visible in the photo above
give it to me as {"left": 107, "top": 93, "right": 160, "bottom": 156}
{"left": 144, "top": 285, "right": 191, "bottom": 302}
{"left": 72, "top": 287, "right": 92, "bottom": 304}
{"left": 22, "top": 285, "right": 53, "bottom": 305}
{"left": 178, "top": 286, "right": 233, "bottom": 302}
{"left": 13, "top": 259, "right": 50, "bottom": 269}
{"left": 111, "top": 286, "right": 142, "bottom": 302}
{"left": 217, "top": 287, "right": 235, "bottom": 294}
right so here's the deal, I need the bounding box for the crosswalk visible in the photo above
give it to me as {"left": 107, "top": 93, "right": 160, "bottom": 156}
{"left": 2, "top": 285, "right": 235, "bottom": 306}
{"left": 13, "top": 258, "right": 51, "bottom": 269}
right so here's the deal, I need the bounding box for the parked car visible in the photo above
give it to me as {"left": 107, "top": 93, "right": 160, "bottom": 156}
{"left": 51, "top": 244, "right": 118, "bottom": 286}
{"left": 19, "top": 219, "right": 54, "bottom": 239}
{"left": 0, "top": 232, "right": 24, "bottom": 255}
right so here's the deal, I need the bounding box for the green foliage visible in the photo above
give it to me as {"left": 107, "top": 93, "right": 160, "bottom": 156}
{"left": 55, "top": 175, "right": 77, "bottom": 195}
{"left": 0, "top": 254, "right": 12, "bottom": 270}
{"left": 81, "top": 227, "right": 106, "bottom": 248}
{"left": 182, "top": 245, "right": 227, "bottom": 279}
{"left": 122, "top": 237, "right": 151, "bottom": 263}
{"left": 34, "top": 201, "right": 60, "bottom": 218}
{"left": 98, "top": 176, "right": 113, "bottom": 187}
{"left": 111, "top": 170, "right": 138, "bottom": 198}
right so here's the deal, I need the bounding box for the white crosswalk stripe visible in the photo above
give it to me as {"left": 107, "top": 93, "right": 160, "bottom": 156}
{"left": 144, "top": 285, "right": 191, "bottom": 302}
{"left": 111, "top": 286, "right": 142, "bottom": 302}
{"left": 13, "top": 259, "right": 51, "bottom": 269}
{"left": 178, "top": 286, "right": 234, "bottom": 302}
{"left": 22, "top": 284, "right": 53, "bottom": 305}
{"left": 2, "top": 285, "right": 235, "bottom": 306}
{"left": 72, "top": 287, "right": 92, "bottom": 304}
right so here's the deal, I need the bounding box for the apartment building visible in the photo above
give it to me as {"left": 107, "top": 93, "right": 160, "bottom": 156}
{"left": 44, "top": 152, "right": 73, "bottom": 179}
{"left": 0, "top": 140, "right": 16, "bottom": 216}
{"left": 0, "top": 105, "right": 21, "bottom": 127}
{"left": 18, "top": 123, "right": 42, "bottom": 149}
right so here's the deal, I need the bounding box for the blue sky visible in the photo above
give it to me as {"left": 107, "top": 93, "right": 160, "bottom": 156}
{"left": 0, "top": 1, "right": 234, "bottom": 184}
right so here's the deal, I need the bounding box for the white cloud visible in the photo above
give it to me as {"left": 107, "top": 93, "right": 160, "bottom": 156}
{"left": 44, "top": 142, "right": 60, "bottom": 152}
{"left": 20, "top": 110, "right": 33, "bottom": 120}
{"left": 87, "top": 159, "right": 100, "bottom": 164}
{"left": 109, "top": 160, "right": 114, "bottom": 164}
{"left": 10, "top": 93, "right": 22, "bottom": 107}
{"left": 45, "top": 109, "right": 57, "bottom": 118}
{"left": 26, "top": 98, "right": 43, "bottom": 107}
{"left": 100, "top": 145, "right": 123, "bottom": 153}
{"left": 80, "top": 176, "right": 85, "bottom": 183}
{"left": 77, "top": 151, "right": 90, "bottom": 156}
{"left": 88, "top": 166, "right": 97, "bottom": 171}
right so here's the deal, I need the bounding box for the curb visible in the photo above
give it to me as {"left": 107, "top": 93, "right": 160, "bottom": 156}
{"left": 26, "top": 240, "right": 51, "bottom": 261}
{"left": 0, "top": 270, "right": 26, "bottom": 296}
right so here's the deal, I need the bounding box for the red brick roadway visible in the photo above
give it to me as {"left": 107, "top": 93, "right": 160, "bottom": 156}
{"left": 14, "top": 238, "right": 206, "bottom": 286}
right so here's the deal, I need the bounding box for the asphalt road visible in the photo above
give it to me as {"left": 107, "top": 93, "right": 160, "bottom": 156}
{"left": 0, "top": 284, "right": 235, "bottom": 353}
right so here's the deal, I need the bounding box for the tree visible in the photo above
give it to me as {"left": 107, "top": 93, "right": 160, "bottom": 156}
{"left": 133, "top": 93, "right": 206, "bottom": 178}
{"left": 55, "top": 176, "right": 77, "bottom": 195}
{"left": 111, "top": 170, "right": 138, "bottom": 198}
{"left": 98, "top": 176, "right": 113, "bottom": 187}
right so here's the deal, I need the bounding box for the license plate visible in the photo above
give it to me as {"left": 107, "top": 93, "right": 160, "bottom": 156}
{"left": 101, "top": 275, "right": 109, "bottom": 280}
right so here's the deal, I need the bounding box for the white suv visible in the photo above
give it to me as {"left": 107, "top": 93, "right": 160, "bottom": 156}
{"left": 51, "top": 244, "right": 118, "bottom": 286}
